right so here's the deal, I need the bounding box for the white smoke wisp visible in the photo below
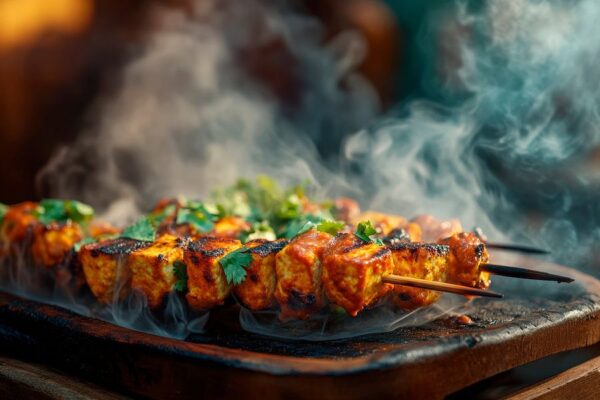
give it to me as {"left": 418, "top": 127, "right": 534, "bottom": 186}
{"left": 343, "top": 0, "right": 600, "bottom": 266}
{"left": 39, "top": 0, "right": 378, "bottom": 222}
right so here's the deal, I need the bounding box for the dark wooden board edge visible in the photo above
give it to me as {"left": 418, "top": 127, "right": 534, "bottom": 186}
{"left": 1, "top": 262, "right": 599, "bottom": 399}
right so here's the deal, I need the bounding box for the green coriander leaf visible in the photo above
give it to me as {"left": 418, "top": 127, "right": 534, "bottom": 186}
{"left": 185, "top": 201, "right": 218, "bottom": 221}
{"left": 73, "top": 237, "right": 97, "bottom": 252}
{"left": 35, "top": 199, "right": 94, "bottom": 224}
{"left": 219, "top": 247, "right": 253, "bottom": 285}
{"left": 121, "top": 216, "right": 156, "bottom": 242}
{"left": 316, "top": 220, "right": 345, "bottom": 236}
{"left": 35, "top": 199, "right": 66, "bottom": 224}
{"left": 173, "top": 261, "right": 188, "bottom": 293}
{"left": 149, "top": 204, "right": 177, "bottom": 225}
{"left": 176, "top": 208, "right": 214, "bottom": 233}
{"left": 283, "top": 215, "right": 323, "bottom": 239}
{"left": 354, "top": 220, "right": 383, "bottom": 245}
{"left": 0, "top": 203, "right": 7, "bottom": 225}
{"left": 64, "top": 200, "right": 94, "bottom": 224}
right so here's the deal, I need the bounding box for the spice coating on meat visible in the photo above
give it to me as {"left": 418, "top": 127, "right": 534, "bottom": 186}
{"left": 388, "top": 242, "right": 449, "bottom": 310}
{"left": 274, "top": 229, "right": 331, "bottom": 320}
{"left": 233, "top": 239, "right": 287, "bottom": 311}
{"left": 322, "top": 233, "right": 394, "bottom": 317}
{"left": 78, "top": 238, "right": 151, "bottom": 304}
{"left": 128, "top": 234, "right": 186, "bottom": 308}
{"left": 438, "top": 232, "right": 490, "bottom": 289}
{"left": 184, "top": 236, "right": 242, "bottom": 310}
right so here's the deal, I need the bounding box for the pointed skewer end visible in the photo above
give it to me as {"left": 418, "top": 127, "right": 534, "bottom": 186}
{"left": 482, "top": 264, "right": 574, "bottom": 284}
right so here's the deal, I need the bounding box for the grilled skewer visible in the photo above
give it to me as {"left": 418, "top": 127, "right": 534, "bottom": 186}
{"left": 0, "top": 196, "right": 570, "bottom": 323}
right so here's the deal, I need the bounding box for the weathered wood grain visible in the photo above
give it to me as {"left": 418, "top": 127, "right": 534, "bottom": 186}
{"left": 506, "top": 355, "right": 600, "bottom": 400}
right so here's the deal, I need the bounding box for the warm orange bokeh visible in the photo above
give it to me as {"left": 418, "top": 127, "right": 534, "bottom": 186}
{"left": 0, "top": 0, "right": 93, "bottom": 51}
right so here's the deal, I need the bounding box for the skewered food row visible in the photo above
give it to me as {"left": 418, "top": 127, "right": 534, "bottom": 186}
{"left": 0, "top": 177, "right": 571, "bottom": 323}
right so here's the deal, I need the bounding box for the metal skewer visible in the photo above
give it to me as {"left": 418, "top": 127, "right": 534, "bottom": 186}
{"left": 472, "top": 227, "right": 550, "bottom": 255}
{"left": 481, "top": 264, "right": 574, "bottom": 283}
{"left": 485, "top": 243, "right": 551, "bottom": 255}
{"left": 382, "top": 275, "right": 503, "bottom": 298}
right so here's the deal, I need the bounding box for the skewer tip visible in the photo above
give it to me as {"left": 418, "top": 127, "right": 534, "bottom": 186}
{"left": 482, "top": 264, "right": 574, "bottom": 283}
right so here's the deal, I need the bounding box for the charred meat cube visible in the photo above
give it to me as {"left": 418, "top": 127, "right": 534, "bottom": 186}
{"left": 438, "top": 232, "right": 490, "bottom": 289}
{"left": 322, "top": 233, "right": 394, "bottom": 317}
{"left": 31, "top": 221, "right": 83, "bottom": 268}
{"left": 233, "top": 239, "right": 287, "bottom": 311}
{"left": 388, "top": 242, "right": 449, "bottom": 310}
{"left": 78, "top": 238, "right": 151, "bottom": 304}
{"left": 184, "top": 237, "right": 242, "bottom": 310}
{"left": 128, "top": 234, "right": 187, "bottom": 308}
{"left": 274, "top": 229, "right": 331, "bottom": 320}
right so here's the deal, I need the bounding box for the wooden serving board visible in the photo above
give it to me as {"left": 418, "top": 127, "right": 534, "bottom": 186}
{"left": 0, "top": 254, "right": 599, "bottom": 399}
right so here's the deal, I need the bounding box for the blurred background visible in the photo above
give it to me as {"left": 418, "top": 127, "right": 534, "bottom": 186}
{"left": 1, "top": 0, "right": 599, "bottom": 273}
{"left": 0, "top": 0, "right": 423, "bottom": 202}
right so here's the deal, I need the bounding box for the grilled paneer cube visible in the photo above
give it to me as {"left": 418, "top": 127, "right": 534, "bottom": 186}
{"left": 438, "top": 232, "right": 490, "bottom": 289}
{"left": 211, "top": 217, "right": 251, "bottom": 239}
{"left": 31, "top": 221, "right": 83, "bottom": 268}
{"left": 0, "top": 202, "right": 39, "bottom": 249}
{"left": 388, "top": 242, "right": 449, "bottom": 310}
{"left": 79, "top": 238, "right": 151, "bottom": 304}
{"left": 184, "top": 237, "right": 242, "bottom": 310}
{"left": 274, "top": 229, "right": 331, "bottom": 320}
{"left": 322, "top": 233, "right": 394, "bottom": 317}
{"left": 128, "top": 234, "right": 186, "bottom": 308}
{"left": 233, "top": 239, "right": 287, "bottom": 311}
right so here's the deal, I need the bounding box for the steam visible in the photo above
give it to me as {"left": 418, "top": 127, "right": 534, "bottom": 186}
{"left": 39, "top": 0, "right": 376, "bottom": 218}
{"left": 345, "top": 0, "right": 600, "bottom": 269}
{"left": 8, "top": 0, "right": 599, "bottom": 339}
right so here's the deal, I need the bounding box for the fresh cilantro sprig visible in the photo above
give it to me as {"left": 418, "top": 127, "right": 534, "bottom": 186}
{"left": 0, "top": 203, "right": 7, "bottom": 225}
{"left": 148, "top": 203, "right": 177, "bottom": 225}
{"left": 284, "top": 216, "right": 345, "bottom": 239}
{"left": 176, "top": 201, "right": 217, "bottom": 233}
{"left": 34, "top": 199, "right": 94, "bottom": 225}
{"left": 354, "top": 221, "right": 383, "bottom": 245}
{"left": 173, "top": 261, "right": 188, "bottom": 293}
{"left": 219, "top": 247, "right": 253, "bottom": 285}
{"left": 316, "top": 220, "right": 345, "bottom": 235}
{"left": 121, "top": 216, "right": 156, "bottom": 242}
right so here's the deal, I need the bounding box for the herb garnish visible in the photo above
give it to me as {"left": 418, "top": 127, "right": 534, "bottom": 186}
{"left": 316, "top": 220, "right": 345, "bottom": 236}
{"left": 354, "top": 221, "right": 383, "bottom": 245}
{"left": 176, "top": 201, "right": 217, "bottom": 233}
{"left": 219, "top": 247, "right": 253, "bottom": 285}
{"left": 34, "top": 199, "right": 94, "bottom": 225}
{"left": 173, "top": 261, "right": 188, "bottom": 292}
{"left": 121, "top": 216, "right": 156, "bottom": 242}
{"left": 0, "top": 203, "right": 7, "bottom": 225}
